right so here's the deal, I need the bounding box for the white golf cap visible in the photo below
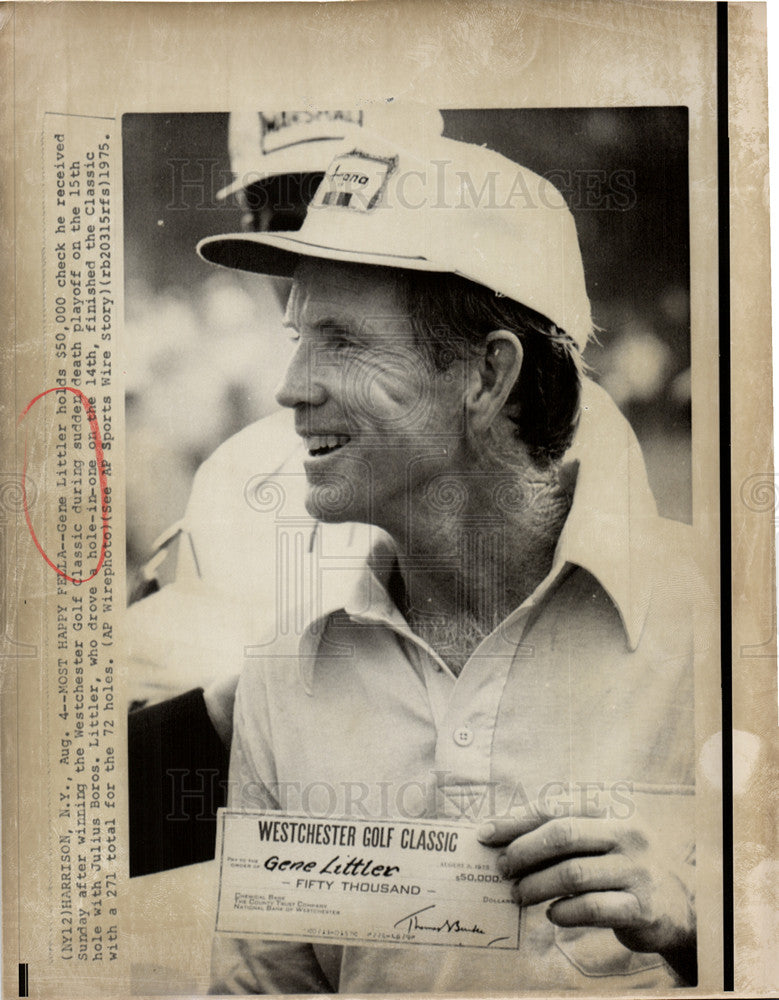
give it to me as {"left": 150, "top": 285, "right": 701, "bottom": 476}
{"left": 200, "top": 126, "right": 593, "bottom": 351}
{"left": 217, "top": 103, "right": 445, "bottom": 200}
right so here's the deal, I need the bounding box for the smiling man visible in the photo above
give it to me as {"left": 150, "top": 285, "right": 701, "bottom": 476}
{"left": 277, "top": 257, "right": 579, "bottom": 673}
{"left": 199, "top": 123, "right": 703, "bottom": 992}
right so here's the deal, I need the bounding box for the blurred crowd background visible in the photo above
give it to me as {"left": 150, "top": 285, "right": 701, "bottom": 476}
{"left": 123, "top": 109, "right": 691, "bottom": 592}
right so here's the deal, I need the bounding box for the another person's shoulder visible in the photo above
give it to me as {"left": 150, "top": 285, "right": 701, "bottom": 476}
{"left": 186, "top": 409, "right": 305, "bottom": 528}
{"left": 178, "top": 408, "right": 311, "bottom": 591}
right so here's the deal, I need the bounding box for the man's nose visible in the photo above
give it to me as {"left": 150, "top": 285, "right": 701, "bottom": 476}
{"left": 275, "top": 342, "right": 327, "bottom": 409}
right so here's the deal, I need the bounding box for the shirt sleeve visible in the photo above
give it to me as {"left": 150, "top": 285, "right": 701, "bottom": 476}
{"left": 224, "top": 668, "right": 280, "bottom": 812}
{"left": 210, "top": 669, "right": 336, "bottom": 994}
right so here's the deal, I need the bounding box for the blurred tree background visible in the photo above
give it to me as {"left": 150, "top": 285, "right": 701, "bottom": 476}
{"left": 123, "top": 108, "right": 690, "bottom": 587}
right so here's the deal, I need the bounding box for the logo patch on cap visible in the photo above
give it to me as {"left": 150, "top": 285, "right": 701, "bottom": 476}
{"left": 312, "top": 150, "right": 397, "bottom": 213}
{"left": 260, "top": 110, "right": 364, "bottom": 155}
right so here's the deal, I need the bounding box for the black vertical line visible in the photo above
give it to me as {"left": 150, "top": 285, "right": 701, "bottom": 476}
{"left": 18, "top": 963, "right": 29, "bottom": 998}
{"left": 717, "top": 2, "right": 734, "bottom": 992}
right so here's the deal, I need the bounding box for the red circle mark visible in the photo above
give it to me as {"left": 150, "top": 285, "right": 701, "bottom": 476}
{"left": 19, "top": 386, "right": 110, "bottom": 584}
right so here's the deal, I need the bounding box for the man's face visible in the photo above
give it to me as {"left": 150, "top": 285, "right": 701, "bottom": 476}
{"left": 276, "top": 258, "right": 469, "bottom": 533}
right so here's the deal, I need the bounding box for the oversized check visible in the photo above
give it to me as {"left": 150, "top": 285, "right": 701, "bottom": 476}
{"left": 215, "top": 810, "right": 520, "bottom": 950}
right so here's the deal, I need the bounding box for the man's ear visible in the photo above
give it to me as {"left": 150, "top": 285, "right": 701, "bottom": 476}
{"left": 466, "top": 329, "right": 523, "bottom": 433}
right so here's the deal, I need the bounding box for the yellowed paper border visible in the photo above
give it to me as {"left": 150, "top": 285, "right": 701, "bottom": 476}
{"left": 0, "top": 2, "right": 773, "bottom": 996}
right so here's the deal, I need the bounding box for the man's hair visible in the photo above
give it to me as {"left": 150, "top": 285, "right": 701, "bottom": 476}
{"left": 398, "top": 270, "right": 584, "bottom": 466}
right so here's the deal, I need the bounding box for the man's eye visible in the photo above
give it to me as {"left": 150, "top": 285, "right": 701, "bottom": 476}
{"left": 327, "top": 331, "right": 353, "bottom": 351}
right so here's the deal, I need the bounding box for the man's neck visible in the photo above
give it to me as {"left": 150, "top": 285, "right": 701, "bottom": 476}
{"left": 389, "top": 464, "right": 573, "bottom": 675}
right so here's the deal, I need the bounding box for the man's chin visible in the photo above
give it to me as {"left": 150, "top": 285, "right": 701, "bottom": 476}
{"left": 304, "top": 480, "right": 362, "bottom": 524}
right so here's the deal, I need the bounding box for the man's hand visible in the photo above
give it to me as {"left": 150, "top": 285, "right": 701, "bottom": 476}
{"left": 477, "top": 802, "right": 695, "bottom": 972}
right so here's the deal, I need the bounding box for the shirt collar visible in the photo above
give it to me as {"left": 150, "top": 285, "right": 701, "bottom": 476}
{"left": 297, "top": 378, "right": 660, "bottom": 689}
{"left": 548, "top": 379, "right": 658, "bottom": 651}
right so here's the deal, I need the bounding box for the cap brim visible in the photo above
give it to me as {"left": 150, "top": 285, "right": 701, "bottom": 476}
{"left": 197, "top": 231, "right": 433, "bottom": 277}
